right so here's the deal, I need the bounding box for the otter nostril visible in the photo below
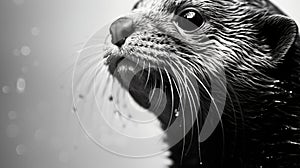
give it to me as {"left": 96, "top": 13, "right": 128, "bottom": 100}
{"left": 109, "top": 17, "right": 135, "bottom": 48}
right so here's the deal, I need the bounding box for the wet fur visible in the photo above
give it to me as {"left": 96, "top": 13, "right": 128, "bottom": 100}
{"left": 76, "top": 0, "right": 300, "bottom": 167}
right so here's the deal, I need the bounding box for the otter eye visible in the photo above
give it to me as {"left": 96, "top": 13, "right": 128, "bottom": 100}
{"left": 174, "top": 8, "right": 204, "bottom": 32}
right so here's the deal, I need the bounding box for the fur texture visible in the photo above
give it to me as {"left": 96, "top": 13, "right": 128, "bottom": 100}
{"left": 76, "top": 0, "right": 300, "bottom": 167}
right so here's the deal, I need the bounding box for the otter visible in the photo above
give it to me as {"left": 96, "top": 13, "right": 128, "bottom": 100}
{"left": 73, "top": 0, "right": 300, "bottom": 167}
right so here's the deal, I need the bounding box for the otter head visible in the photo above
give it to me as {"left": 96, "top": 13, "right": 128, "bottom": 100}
{"left": 74, "top": 0, "right": 300, "bottom": 167}
{"left": 106, "top": 0, "right": 298, "bottom": 132}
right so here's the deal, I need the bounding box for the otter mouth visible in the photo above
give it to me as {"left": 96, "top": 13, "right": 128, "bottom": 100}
{"left": 107, "top": 56, "right": 180, "bottom": 128}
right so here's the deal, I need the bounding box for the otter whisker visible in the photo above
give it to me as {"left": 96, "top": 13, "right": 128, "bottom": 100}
{"left": 144, "top": 62, "right": 152, "bottom": 89}
{"left": 149, "top": 68, "right": 163, "bottom": 113}
{"left": 134, "top": 57, "right": 140, "bottom": 69}
{"left": 180, "top": 72, "right": 200, "bottom": 157}
{"left": 110, "top": 82, "right": 128, "bottom": 121}
{"left": 163, "top": 68, "right": 175, "bottom": 130}
{"left": 77, "top": 44, "right": 106, "bottom": 53}
{"left": 175, "top": 74, "right": 188, "bottom": 165}
{"left": 85, "top": 61, "right": 108, "bottom": 99}
{"left": 175, "top": 53, "right": 228, "bottom": 166}
{"left": 166, "top": 61, "right": 190, "bottom": 164}
{"left": 169, "top": 58, "right": 205, "bottom": 164}
{"left": 94, "top": 67, "right": 111, "bottom": 99}
{"left": 149, "top": 76, "right": 158, "bottom": 101}
{"left": 165, "top": 64, "right": 188, "bottom": 154}
{"left": 169, "top": 59, "right": 199, "bottom": 157}
{"left": 66, "top": 49, "right": 104, "bottom": 77}
{"left": 74, "top": 53, "right": 106, "bottom": 87}
{"left": 75, "top": 58, "right": 106, "bottom": 99}
{"left": 210, "top": 74, "right": 236, "bottom": 163}
{"left": 172, "top": 54, "right": 225, "bottom": 140}
{"left": 100, "top": 70, "right": 113, "bottom": 98}
{"left": 138, "top": 60, "right": 146, "bottom": 79}
{"left": 148, "top": 68, "right": 160, "bottom": 112}
{"left": 92, "top": 66, "right": 112, "bottom": 110}
{"left": 154, "top": 67, "right": 165, "bottom": 113}
{"left": 180, "top": 77, "right": 196, "bottom": 157}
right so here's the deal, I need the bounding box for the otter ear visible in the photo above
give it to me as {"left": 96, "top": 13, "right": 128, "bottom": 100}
{"left": 259, "top": 15, "right": 298, "bottom": 61}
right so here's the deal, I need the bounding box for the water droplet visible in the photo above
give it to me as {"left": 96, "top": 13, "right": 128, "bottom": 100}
{"left": 78, "top": 94, "right": 84, "bottom": 99}
{"left": 59, "top": 151, "right": 69, "bottom": 163}
{"left": 163, "top": 157, "right": 173, "bottom": 166}
{"left": 16, "top": 144, "right": 26, "bottom": 155}
{"left": 6, "top": 124, "right": 19, "bottom": 138}
{"left": 2, "top": 86, "right": 10, "bottom": 94}
{"left": 31, "top": 27, "right": 40, "bottom": 36}
{"left": 16, "top": 78, "right": 26, "bottom": 93}
{"left": 274, "top": 100, "right": 281, "bottom": 103}
{"left": 175, "top": 109, "right": 179, "bottom": 117}
{"left": 72, "top": 106, "right": 77, "bottom": 113}
{"left": 21, "top": 46, "right": 31, "bottom": 56}
{"left": 8, "top": 111, "right": 17, "bottom": 120}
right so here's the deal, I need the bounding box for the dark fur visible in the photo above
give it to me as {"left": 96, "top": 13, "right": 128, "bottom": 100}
{"left": 106, "top": 0, "right": 300, "bottom": 167}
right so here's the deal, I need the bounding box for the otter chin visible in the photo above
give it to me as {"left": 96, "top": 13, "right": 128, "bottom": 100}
{"left": 75, "top": 0, "right": 300, "bottom": 167}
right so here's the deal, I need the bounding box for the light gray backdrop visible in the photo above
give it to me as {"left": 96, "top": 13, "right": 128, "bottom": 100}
{"left": 0, "top": 0, "right": 299, "bottom": 168}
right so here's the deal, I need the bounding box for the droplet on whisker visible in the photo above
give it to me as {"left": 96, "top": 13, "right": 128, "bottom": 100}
{"left": 79, "top": 94, "right": 84, "bottom": 99}
{"left": 72, "top": 106, "right": 77, "bottom": 113}
{"left": 175, "top": 109, "right": 179, "bottom": 117}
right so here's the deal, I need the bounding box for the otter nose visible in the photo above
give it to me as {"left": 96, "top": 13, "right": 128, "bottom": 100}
{"left": 109, "top": 17, "right": 135, "bottom": 48}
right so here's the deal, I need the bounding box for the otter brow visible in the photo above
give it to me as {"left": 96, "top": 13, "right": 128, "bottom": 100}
{"left": 163, "top": 0, "right": 205, "bottom": 14}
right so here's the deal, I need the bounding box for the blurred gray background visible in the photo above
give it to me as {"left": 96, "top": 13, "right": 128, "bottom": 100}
{"left": 0, "top": 0, "right": 299, "bottom": 168}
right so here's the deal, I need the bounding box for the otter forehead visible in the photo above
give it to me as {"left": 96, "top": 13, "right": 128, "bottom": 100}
{"left": 134, "top": 0, "right": 210, "bottom": 12}
{"left": 133, "top": 0, "right": 268, "bottom": 11}
{"left": 131, "top": 0, "right": 272, "bottom": 27}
